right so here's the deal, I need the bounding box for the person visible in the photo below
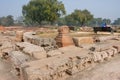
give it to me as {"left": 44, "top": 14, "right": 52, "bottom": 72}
{"left": 101, "top": 22, "right": 107, "bottom": 27}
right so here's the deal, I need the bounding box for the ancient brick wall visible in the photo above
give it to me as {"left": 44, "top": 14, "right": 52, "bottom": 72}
{"left": 23, "top": 32, "right": 57, "bottom": 52}
{"left": 1, "top": 28, "right": 120, "bottom": 80}
{"left": 55, "top": 26, "right": 74, "bottom": 47}
{"left": 20, "top": 38, "right": 120, "bottom": 80}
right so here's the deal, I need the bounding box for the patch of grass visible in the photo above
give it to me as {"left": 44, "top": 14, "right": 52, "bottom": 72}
{"left": 38, "top": 32, "right": 58, "bottom": 38}
{"left": 37, "top": 31, "right": 113, "bottom": 38}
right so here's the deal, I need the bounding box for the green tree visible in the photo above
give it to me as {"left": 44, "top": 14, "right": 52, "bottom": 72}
{"left": 0, "top": 15, "right": 14, "bottom": 26}
{"left": 0, "top": 17, "right": 6, "bottom": 26}
{"left": 65, "top": 9, "right": 93, "bottom": 26}
{"left": 91, "top": 18, "right": 103, "bottom": 27}
{"left": 6, "top": 15, "right": 14, "bottom": 26}
{"left": 103, "top": 18, "right": 111, "bottom": 25}
{"left": 81, "top": 9, "right": 93, "bottom": 26}
{"left": 65, "top": 14, "right": 78, "bottom": 26}
{"left": 22, "top": 0, "right": 66, "bottom": 25}
{"left": 57, "top": 17, "right": 66, "bottom": 26}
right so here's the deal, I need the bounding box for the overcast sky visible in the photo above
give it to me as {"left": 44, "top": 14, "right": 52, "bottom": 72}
{"left": 0, "top": 0, "right": 120, "bottom": 21}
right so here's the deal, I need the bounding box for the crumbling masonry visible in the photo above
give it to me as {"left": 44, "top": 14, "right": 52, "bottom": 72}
{"left": 0, "top": 26, "right": 120, "bottom": 80}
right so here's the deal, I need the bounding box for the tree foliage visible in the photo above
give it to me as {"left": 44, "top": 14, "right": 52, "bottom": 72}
{"left": 65, "top": 14, "right": 78, "bottom": 26}
{"left": 88, "top": 18, "right": 111, "bottom": 27}
{"left": 57, "top": 17, "right": 66, "bottom": 26}
{"left": 22, "top": 0, "right": 66, "bottom": 25}
{"left": 113, "top": 18, "right": 120, "bottom": 25}
{"left": 65, "top": 9, "right": 93, "bottom": 26}
{"left": 103, "top": 18, "right": 111, "bottom": 25}
{"left": 89, "top": 18, "right": 103, "bottom": 27}
{"left": 0, "top": 15, "right": 14, "bottom": 26}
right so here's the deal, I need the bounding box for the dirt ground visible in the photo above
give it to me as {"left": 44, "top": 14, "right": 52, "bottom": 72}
{"left": 0, "top": 59, "right": 18, "bottom": 80}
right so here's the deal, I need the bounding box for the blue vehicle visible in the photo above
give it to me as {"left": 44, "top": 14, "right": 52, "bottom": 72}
{"left": 93, "top": 22, "right": 114, "bottom": 34}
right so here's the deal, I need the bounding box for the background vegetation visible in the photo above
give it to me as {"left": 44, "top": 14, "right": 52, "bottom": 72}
{"left": 0, "top": 0, "right": 120, "bottom": 27}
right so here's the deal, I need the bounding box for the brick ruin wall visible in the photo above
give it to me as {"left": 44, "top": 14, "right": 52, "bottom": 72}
{"left": 19, "top": 36, "right": 120, "bottom": 80}
{"left": 23, "top": 32, "right": 57, "bottom": 52}
{"left": 0, "top": 29, "right": 120, "bottom": 80}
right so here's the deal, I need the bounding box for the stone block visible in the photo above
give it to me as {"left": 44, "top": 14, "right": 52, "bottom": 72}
{"left": 16, "top": 42, "right": 47, "bottom": 59}
{"left": 73, "top": 37, "right": 94, "bottom": 46}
